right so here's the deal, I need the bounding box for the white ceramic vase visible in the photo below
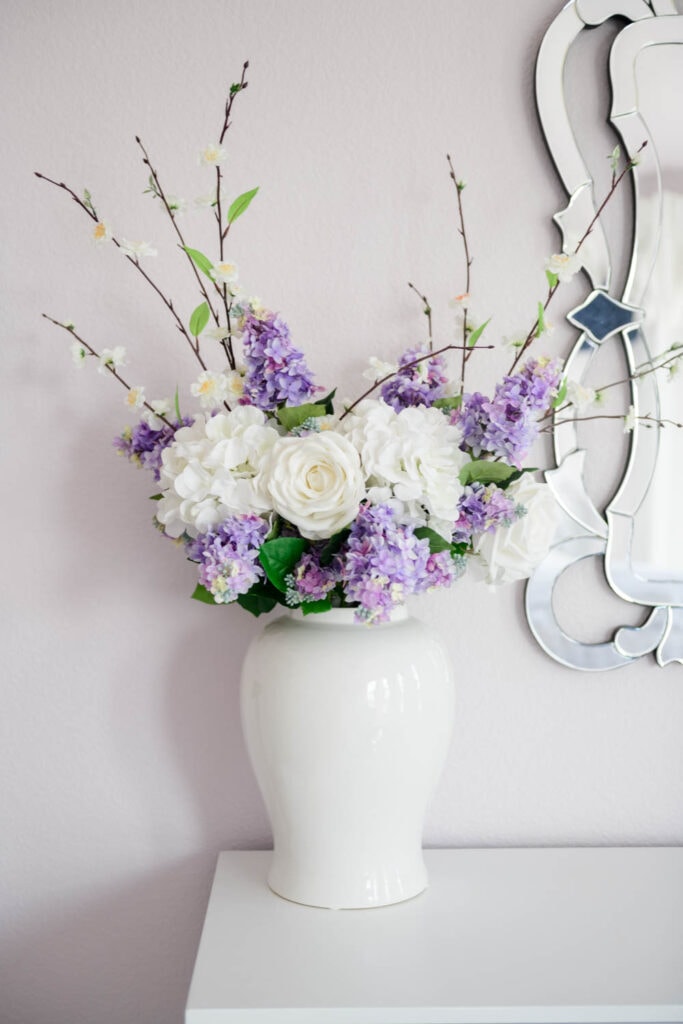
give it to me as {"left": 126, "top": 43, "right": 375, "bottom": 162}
{"left": 240, "top": 606, "right": 454, "bottom": 909}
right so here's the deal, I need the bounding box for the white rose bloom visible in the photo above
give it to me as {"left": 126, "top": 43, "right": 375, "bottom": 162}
{"left": 477, "top": 475, "right": 561, "bottom": 585}
{"left": 342, "top": 400, "right": 466, "bottom": 537}
{"left": 156, "top": 408, "right": 279, "bottom": 538}
{"left": 259, "top": 432, "right": 366, "bottom": 540}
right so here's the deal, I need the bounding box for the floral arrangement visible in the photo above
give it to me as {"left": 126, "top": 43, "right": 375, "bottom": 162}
{"left": 37, "top": 66, "right": 657, "bottom": 624}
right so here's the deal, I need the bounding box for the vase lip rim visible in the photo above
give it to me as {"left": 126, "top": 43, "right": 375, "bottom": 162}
{"left": 282, "top": 605, "right": 410, "bottom": 626}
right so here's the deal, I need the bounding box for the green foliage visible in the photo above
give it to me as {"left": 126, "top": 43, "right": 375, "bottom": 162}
{"left": 149, "top": 493, "right": 163, "bottom": 501}
{"left": 301, "top": 598, "right": 333, "bottom": 615}
{"left": 174, "top": 386, "right": 182, "bottom": 422}
{"left": 183, "top": 247, "right": 214, "bottom": 280}
{"left": 498, "top": 466, "right": 537, "bottom": 490}
{"left": 191, "top": 583, "right": 217, "bottom": 604}
{"left": 319, "top": 388, "right": 337, "bottom": 415}
{"left": 467, "top": 317, "right": 491, "bottom": 349}
{"left": 459, "top": 460, "right": 516, "bottom": 487}
{"left": 259, "top": 537, "right": 308, "bottom": 592}
{"left": 189, "top": 301, "right": 210, "bottom": 337}
{"left": 553, "top": 378, "right": 568, "bottom": 409}
{"left": 536, "top": 301, "right": 546, "bottom": 337}
{"left": 276, "top": 403, "right": 327, "bottom": 431}
{"left": 319, "top": 530, "right": 349, "bottom": 566}
{"left": 433, "top": 395, "right": 462, "bottom": 412}
{"left": 545, "top": 269, "right": 558, "bottom": 289}
{"left": 227, "top": 187, "right": 259, "bottom": 224}
{"left": 414, "top": 526, "right": 452, "bottom": 554}
{"left": 237, "top": 585, "right": 280, "bottom": 617}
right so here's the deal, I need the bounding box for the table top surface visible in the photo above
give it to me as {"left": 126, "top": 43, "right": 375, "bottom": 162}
{"left": 185, "top": 847, "right": 683, "bottom": 1024}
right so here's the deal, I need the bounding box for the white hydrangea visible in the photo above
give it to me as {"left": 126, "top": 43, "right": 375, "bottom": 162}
{"left": 342, "top": 399, "right": 467, "bottom": 538}
{"left": 156, "top": 408, "right": 280, "bottom": 538}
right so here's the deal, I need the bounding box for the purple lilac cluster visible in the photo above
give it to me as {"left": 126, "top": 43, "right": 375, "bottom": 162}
{"left": 186, "top": 514, "right": 269, "bottom": 604}
{"left": 456, "top": 358, "right": 561, "bottom": 467}
{"left": 340, "top": 504, "right": 458, "bottom": 624}
{"left": 285, "top": 551, "right": 340, "bottom": 607}
{"left": 114, "top": 417, "right": 192, "bottom": 481}
{"left": 452, "top": 482, "right": 521, "bottom": 545}
{"left": 241, "top": 312, "right": 319, "bottom": 411}
{"left": 380, "top": 346, "right": 448, "bottom": 412}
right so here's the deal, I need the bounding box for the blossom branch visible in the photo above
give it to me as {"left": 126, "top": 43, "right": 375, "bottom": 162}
{"left": 407, "top": 282, "right": 433, "bottom": 350}
{"left": 509, "top": 141, "right": 647, "bottom": 373}
{"left": 35, "top": 171, "right": 208, "bottom": 372}
{"left": 42, "top": 314, "right": 176, "bottom": 425}
{"left": 339, "top": 341, "right": 494, "bottom": 420}
{"left": 446, "top": 156, "right": 473, "bottom": 390}
{"left": 135, "top": 136, "right": 222, "bottom": 333}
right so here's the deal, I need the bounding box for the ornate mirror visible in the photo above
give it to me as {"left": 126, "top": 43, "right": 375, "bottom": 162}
{"left": 527, "top": 0, "right": 683, "bottom": 669}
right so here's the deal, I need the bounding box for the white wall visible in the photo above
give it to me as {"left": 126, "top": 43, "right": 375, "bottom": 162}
{"left": 2, "top": 2, "right": 681, "bottom": 1022}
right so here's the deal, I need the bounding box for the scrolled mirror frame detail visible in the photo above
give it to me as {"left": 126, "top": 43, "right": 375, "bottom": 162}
{"left": 527, "top": 0, "right": 683, "bottom": 669}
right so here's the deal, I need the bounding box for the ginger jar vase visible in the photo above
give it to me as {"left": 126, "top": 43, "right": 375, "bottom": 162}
{"left": 240, "top": 606, "right": 454, "bottom": 909}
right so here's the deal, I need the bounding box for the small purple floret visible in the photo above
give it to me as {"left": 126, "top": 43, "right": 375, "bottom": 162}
{"left": 452, "top": 482, "right": 521, "bottom": 545}
{"left": 285, "top": 550, "right": 340, "bottom": 606}
{"left": 241, "top": 312, "right": 319, "bottom": 411}
{"left": 114, "top": 417, "right": 192, "bottom": 481}
{"left": 186, "top": 515, "right": 269, "bottom": 604}
{"left": 380, "top": 346, "right": 448, "bottom": 412}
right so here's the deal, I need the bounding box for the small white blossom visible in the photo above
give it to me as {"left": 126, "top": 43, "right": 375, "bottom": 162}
{"left": 502, "top": 330, "right": 526, "bottom": 351}
{"left": 362, "top": 356, "right": 398, "bottom": 383}
{"left": 205, "top": 325, "right": 231, "bottom": 341}
{"left": 623, "top": 405, "right": 636, "bottom": 432}
{"left": 224, "top": 370, "right": 245, "bottom": 400}
{"left": 166, "top": 195, "right": 187, "bottom": 217}
{"left": 125, "top": 386, "right": 146, "bottom": 410}
{"left": 194, "top": 192, "right": 217, "bottom": 209}
{"left": 210, "top": 260, "right": 239, "bottom": 287}
{"left": 152, "top": 398, "right": 172, "bottom": 417}
{"left": 449, "top": 292, "right": 470, "bottom": 310}
{"left": 191, "top": 370, "right": 232, "bottom": 409}
{"left": 545, "top": 252, "right": 581, "bottom": 283}
{"left": 198, "top": 143, "right": 227, "bottom": 168}
{"left": 98, "top": 346, "right": 127, "bottom": 374}
{"left": 566, "top": 380, "right": 597, "bottom": 412}
{"left": 70, "top": 340, "right": 88, "bottom": 368}
{"left": 92, "top": 220, "right": 112, "bottom": 244}
{"left": 120, "top": 239, "right": 158, "bottom": 260}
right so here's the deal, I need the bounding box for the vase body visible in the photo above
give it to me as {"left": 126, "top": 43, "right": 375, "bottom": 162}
{"left": 240, "top": 607, "right": 454, "bottom": 909}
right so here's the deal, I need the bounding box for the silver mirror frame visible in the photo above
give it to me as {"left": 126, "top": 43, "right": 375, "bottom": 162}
{"left": 527, "top": 0, "right": 683, "bottom": 669}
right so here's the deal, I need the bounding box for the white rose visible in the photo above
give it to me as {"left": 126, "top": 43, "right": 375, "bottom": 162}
{"left": 260, "top": 431, "right": 366, "bottom": 540}
{"left": 156, "top": 408, "right": 279, "bottom": 537}
{"left": 342, "top": 399, "right": 466, "bottom": 536}
{"left": 477, "top": 475, "right": 560, "bottom": 585}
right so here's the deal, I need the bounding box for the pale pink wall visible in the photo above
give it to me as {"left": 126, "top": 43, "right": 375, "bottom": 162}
{"left": 2, "top": 2, "right": 682, "bottom": 1022}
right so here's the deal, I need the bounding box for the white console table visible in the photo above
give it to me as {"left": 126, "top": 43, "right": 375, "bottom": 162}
{"left": 185, "top": 848, "right": 683, "bottom": 1024}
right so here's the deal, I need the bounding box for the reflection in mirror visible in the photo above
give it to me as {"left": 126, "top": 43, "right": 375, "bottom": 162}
{"left": 527, "top": 2, "right": 683, "bottom": 669}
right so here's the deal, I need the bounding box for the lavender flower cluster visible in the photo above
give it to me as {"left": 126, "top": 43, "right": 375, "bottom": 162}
{"left": 186, "top": 515, "right": 269, "bottom": 604}
{"left": 452, "top": 482, "right": 522, "bottom": 545}
{"left": 241, "top": 312, "right": 319, "bottom": 410}
{"left": 114, "top": 417, "right": 192, "bottom": 481}
{"left": 380, "top": 346, "right": 448, "bottom": 412}
{"left": 281, "top": 504, "right": 462, "bottom": 624}
{"left": 456, "top": 357, "right": 562, "bottom": 467}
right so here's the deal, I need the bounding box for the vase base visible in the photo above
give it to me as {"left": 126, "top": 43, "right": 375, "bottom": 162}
{"left": 266, "top": 858, "right": 429, "bottom": 910}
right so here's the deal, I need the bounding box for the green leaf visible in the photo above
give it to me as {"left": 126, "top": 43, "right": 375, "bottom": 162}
{"left": 536, "top": 301, "right": 546, "bottom": 338}
{"left": 149, "top": 493, "right": 163, "bottom": 501}
{"left": 467, "top": 317, "right": 491, "bottom": 349}
{"left": 498, "top": 466, "right": 537, "bottom": 490}
{"left": 319, "top": 530, "right": 349, "bottom": 566}
{"left": 319, "top": 388, "right": 337, "bottom": 415}
{"left": 182, "top": 246, "right": 214, "bottom": 280}
{"left": 259, "top": 537, "right": 308, "bottom": 593}
{"left": 552, "top": 378, "right": 568, "bottom": 409}
{"left": 451, "top": 541, "right": 468, "bottom": 557}
{"left": 227, "top": 187, "right": 259, "bottom": 224}
{"left": 174, "top": 386, "right": 181, "bottom": 423}
{"left": 459, "top": 460, "right": 516, "bottom": 487}
{"left": 433, "top": 395, "right": 462, "bottom": 412}
{"left": 414, "top": 527, "right": 452, "bottom": 554}
{"left": 301, "top": 599, "right": 333, "bottom": 615}
{"left": 276, "top": 403, "right": 327, "bottom": 431}
{"left": 189, "top": 301, "right": 210, "bottom": 337}
{"left": 237, "top": 590, "right": 279, "bottom": 617}
{"left": 545, "top": 269, "right": 558, "bottom": 289}
{"left": 191, "top": 583, "right": 217, "bottom": 604}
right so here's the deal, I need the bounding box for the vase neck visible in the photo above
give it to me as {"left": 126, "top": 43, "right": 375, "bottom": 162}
{"left": 284, "top": 606, "right": 409, "bottom": 627}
